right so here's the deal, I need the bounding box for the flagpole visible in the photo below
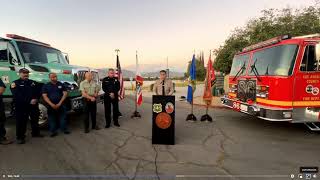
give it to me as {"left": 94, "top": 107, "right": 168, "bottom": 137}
{"left": 191, "top": 91, "right": 194, "bottom": 114}
{"left": 206, "top": 50, "right": 210, "bottom": 116}
{"left": 135, "top": 51, "right": 138, "bottom": 113}
{"left": 114, "top": 49, "right": 123, "bottom": 117}
{"left": 191, "top": 49, "right": 195, "bottom": 115}
{"left": 131, "top": 50, "right": 141, "bottom": 118}
{"left": 201, "top": 50, "right": 213, "bottom": 122}
{"left": 186, "top": 52, "right": 197, "bottom": 122}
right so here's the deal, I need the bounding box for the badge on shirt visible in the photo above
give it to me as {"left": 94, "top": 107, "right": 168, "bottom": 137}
{"left": 31, "top": 82, "right": 35, "bottom": 86}
{"left": 58, "top": 86, "right": 62, "bottom": 89}
{"left": 11, "top": 82, "right": 16, "bottom": 88}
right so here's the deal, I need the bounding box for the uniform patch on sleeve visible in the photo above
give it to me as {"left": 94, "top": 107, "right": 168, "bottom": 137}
{"left": 1, "top": 76, "right": 9, "bottom": 84}
{"left": 11, "top": 82, "right": 16, "bottom": 88}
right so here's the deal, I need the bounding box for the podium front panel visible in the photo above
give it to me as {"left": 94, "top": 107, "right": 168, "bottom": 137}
{"left": 152, "top": 95, "right": 175, "bottom": 145}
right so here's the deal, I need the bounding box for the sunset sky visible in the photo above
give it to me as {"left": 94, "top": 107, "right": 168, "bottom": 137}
{"left": 0, "top": 0, "right": 315, "bottom": 72}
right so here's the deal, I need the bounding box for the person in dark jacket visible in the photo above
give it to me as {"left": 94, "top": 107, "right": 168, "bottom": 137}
{"left": 0, "top": 79, "right": 12, "bottom": 145}
{"left": 102, "top": 68, "right": 120, "bottom": 128}
{"left": 10, "top": 68, "right": 43, "bottom": 144}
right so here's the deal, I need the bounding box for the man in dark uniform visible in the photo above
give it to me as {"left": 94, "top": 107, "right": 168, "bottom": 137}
{"left": 0, "top": 78, "right": 12, "bottom": 145}
{"left": 10, "top": 68, "right": 43, "bottom": 144}
{"left": 42, "top": 73, "right": 70, "bottom": 137}
{"left": 102, "top": 68, "right": 120, "bottom": 128}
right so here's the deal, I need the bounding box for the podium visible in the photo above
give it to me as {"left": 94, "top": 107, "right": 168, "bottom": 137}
{"left": 152, "top": 95, "right": 175, "bottom": 145}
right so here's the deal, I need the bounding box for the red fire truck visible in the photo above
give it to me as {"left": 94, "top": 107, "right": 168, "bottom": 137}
{"left": 221, "top": 34, "right": 320, "bottom": 131}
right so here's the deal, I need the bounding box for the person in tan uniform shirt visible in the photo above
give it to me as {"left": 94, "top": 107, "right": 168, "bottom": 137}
{"left": 80, "top": 72, "right": 101, "bottom": 133}
{"left": 153, "top": 70, "right": 174, "bottom": 96}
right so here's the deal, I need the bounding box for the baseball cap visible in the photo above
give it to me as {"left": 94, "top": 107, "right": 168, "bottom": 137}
{"left": 19, "top": 68, "right": 30, "bottom": 73}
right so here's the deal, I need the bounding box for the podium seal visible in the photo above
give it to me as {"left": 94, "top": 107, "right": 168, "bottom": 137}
{"left": 156, "top": 112, "right": 172, "bottom": 129}
{"left": 153, "top": 103, "right": 162, "bottom": 113}
{"left": 165, "top": 102, "right": 174, "bottom": 114}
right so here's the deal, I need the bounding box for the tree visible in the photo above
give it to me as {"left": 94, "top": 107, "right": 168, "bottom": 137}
{"left": 186, "top": 58, "right": 206, "bottom": 81}
{"left": 214, "top": 4, "right": 320, "bottom": 74}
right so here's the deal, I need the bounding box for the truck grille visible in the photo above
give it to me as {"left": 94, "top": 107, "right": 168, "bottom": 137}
{"left": 237, "top": 80, "right": 256, "bottom": 102}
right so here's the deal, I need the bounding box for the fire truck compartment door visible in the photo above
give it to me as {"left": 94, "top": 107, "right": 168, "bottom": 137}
{"left": 292, "top": 43, "right": 320, "bottom": 123}
{"left": 292, "top": 108, "right": 320, "bottom": 123}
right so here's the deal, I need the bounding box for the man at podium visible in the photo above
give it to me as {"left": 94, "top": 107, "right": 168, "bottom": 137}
{"left": 153, "top": 70, "right": 174, "bottom": 96}
{"left": 152, "top": 70, "right": 175, "bottom": 145}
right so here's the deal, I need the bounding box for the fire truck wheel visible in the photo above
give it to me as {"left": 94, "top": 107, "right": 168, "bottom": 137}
{"left": 38, "top": 103, "right": 49, "bottom": 128}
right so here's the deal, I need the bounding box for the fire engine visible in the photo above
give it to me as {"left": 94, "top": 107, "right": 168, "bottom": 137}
{"left": 221, "top": 34, "right": 320, "bottom": 131}
{"left": 0, "top": 34, "right": 103, "bottom": 127}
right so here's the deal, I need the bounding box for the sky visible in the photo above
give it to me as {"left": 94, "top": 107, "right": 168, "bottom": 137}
{"left": 0, "top": 0, "right": 316, "bottom": 72}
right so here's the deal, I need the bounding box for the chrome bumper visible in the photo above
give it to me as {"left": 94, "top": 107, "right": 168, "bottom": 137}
{"left": 221, "top": 96, "right": 293, "bottom": 121}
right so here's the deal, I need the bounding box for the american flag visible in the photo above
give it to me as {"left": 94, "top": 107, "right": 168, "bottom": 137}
{"left": 115, "top": 54, "right": 125, "bottom": 100}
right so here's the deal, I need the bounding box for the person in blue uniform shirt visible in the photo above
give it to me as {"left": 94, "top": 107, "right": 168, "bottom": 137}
{"left": 102, "top": 68, "right": 120, "bottom": 128}
{"left": 0, "top": 78, "right": 12, "bottom": 145}
{"left": 10, "top": 68, "right": 43, "bottom": 144}
{"left": 42, "top": 73, "right": 70, "bottom": 137}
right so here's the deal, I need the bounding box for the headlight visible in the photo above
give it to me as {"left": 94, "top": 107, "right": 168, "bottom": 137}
{"left": 283, "top": 111, "right": 292, "bottom": 119}
{"left": 63, "top": 82, "right": 74, "bottom": 91}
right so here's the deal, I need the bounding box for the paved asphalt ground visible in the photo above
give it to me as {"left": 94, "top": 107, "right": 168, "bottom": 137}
{"left": 0, "top": 95, "right": 320, "bottom": 180}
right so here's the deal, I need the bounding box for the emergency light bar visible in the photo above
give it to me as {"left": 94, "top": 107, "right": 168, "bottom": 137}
{"left": 242, "top": 35, "right": 291, "bottom": 53}
{"left": 6, "top": 34, "right": 51, "bottom": 47}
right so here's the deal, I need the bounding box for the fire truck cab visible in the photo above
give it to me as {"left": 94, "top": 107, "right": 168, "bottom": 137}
{"left": 221, "top": 34, "right": 320, "bottom": 131}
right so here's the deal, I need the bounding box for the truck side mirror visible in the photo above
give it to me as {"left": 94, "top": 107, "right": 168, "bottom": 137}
{"left": 6, "top": 43, "right": 21, "bottom": 66}
{"left": 62, "top": 52, "right": 69, "bottom": 64}
{"left": 9, "top": 53, "right": 20, "bottom": 66}
{"left": 65, "top": 55, "right": 69, "bottom": 64}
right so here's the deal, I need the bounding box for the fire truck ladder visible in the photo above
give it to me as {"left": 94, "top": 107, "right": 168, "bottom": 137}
{"left": 293, "top": 33, "right": 320, "bottom": 39}
{"left": 304, "top": 122, "right": 320, "bottom": 131}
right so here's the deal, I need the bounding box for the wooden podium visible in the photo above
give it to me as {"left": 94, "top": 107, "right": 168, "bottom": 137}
{"left": 152, "top": 95, "right": 175, "bottom": 145}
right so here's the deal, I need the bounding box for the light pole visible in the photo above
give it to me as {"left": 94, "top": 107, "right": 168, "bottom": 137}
{"left": 115, "top": 49, "right": 120, "bottom": 55}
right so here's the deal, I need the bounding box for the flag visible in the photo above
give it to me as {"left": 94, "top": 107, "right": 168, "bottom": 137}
{"left": 136, "top": 51, "right": 144, "bottom": 106}
{"left": 203, "top": 51, "right": 216, "bottom": 104}
{"left": 187, "top": 54, "right": 196, "bottom": 104}
{"left": 115, "top": 54, "right": 125, "bottom": 100}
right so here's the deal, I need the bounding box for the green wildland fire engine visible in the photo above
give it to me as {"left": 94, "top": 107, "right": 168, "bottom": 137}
{"left": 0, "top": 34, "right": 103, "bottom": 127}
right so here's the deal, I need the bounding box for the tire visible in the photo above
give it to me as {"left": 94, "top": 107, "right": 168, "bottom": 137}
{"left": 38, "top": 103, "right": 48, "bottom": 128}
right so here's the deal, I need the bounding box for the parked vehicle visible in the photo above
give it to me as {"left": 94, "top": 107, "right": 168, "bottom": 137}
{"left": 221, "top": 34, "right": 320, "bottom": 131}
{"left": 0, "top": 34, "right": 103, "bottom": 127}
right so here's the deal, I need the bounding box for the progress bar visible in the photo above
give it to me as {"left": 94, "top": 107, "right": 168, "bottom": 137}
{"left": 1, "top": 174, "right": 298, "bottom": 179}
{"left": 176, "top": 175, "right": 290, "bottom": 178}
